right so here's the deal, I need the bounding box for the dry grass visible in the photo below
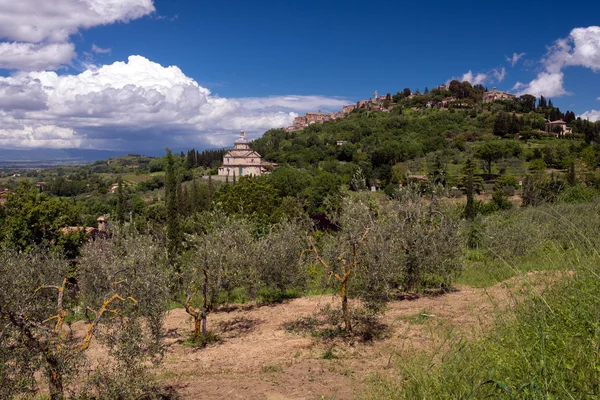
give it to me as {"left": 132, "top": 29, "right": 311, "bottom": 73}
{"left": 66, "top": 272, "right": 559, "bottom": 400}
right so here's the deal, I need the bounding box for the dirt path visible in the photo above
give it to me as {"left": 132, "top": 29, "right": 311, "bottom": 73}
{"left": 152, "top": 273, "right": 548, "bottom": 400}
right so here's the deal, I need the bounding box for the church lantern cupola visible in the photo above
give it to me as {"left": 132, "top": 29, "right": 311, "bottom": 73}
{"left": 233, "top": 129, "right": 250, "bottom": 150}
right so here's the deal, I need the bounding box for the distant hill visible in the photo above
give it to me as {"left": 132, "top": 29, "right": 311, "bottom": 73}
{"left": 0, "top": 148, "right": 190, "bottom": 167}
{"left": 0, "top": 148, "right": 130, "bottom": 162}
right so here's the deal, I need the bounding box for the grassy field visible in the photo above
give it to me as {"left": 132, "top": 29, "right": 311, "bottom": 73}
{"left": 365, "top": 201, "right": 600, "bottom": 399}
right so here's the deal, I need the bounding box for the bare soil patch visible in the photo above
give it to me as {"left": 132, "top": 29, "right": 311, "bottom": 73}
{"left": 154, "top": 273, "right": 555, "bottom": 399}
{"left": 75, "top": 272, "right": 559, "bottom": 399}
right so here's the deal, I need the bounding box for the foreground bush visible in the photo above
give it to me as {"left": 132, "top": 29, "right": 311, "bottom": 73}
{"left": 0, "top": 232, "right": 171, "bottom": 399}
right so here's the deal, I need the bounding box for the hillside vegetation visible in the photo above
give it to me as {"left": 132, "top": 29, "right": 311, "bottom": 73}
{"left": 2, "top": 87, "right": 600, "bottom": 399}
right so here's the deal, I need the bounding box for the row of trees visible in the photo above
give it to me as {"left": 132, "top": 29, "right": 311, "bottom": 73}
{"left": 0, "top": 189, "right": 464, "bottom": 398}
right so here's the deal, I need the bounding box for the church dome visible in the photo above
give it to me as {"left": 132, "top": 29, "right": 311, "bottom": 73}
{"left": 234, "top": 130, "right": 249, "bottom": 144}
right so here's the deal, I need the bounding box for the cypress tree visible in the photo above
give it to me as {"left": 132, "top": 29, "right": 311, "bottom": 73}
{"left": 182, "top": 186, "right": 191, "bottom": 217}
{"left": 567, "top": 161, "right": 577, "bottom": 186}
{"left": 165, "top": 149, "right": 180, "bottom": 264}
{"left": 115, "top": 175, "right": 125, "bottom": 224}
{"left": 186, "top": 149, "right": 195, "bottom": 170}
{"left": 190, "top": 177, "right": 199, "bottom": 213}
{"left": 176, "top": 181, "right": 185, "bottom": 216}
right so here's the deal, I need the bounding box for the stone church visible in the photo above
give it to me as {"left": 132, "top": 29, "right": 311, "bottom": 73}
{"left": 218, "top": 130, "right": 275, "bottom": 177}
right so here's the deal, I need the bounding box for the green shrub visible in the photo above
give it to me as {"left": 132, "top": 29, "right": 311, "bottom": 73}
{"left": 366, "top": 201, "right": 600, "bottom": 399}
{"left": 557, "top": 184, "right": 599, "bottom": 203}
{"left": 528, "top": 158, "right": 547, "bottom": 171}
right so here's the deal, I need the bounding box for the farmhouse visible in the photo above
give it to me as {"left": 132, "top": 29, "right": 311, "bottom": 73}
{"left": 545, "top": 120, "right": 573, "bottom": 136}
{"left": 59, "top": 216, "right": 109, "bottom": 240}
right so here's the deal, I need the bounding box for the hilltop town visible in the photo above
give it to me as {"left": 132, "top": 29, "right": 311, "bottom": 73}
{"left": 285, "top": 83, "right": 517, "bottom": 132}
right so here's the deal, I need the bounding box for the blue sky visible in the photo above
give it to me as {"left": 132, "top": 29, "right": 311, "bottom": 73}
{"left": 0, "top": 0, "right": 599, "bottom": 151}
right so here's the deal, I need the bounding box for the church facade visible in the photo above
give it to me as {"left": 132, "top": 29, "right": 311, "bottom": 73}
{"left": 217, "top": 130, "right": 274, "bottom": 177}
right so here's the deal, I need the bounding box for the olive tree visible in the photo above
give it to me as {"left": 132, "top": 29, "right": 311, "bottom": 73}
{"left": 176, "top": 215, "right": 256, "bottom": 345}
{"left": 310, "top": 193, "right": 384, "bottom": 332}
{"left": 256, "top": 221, "right": 309, "bottom": 297}
{"left": 385, "top": 199, "right": 463, "bottom": 292}
{"left": 0, "top": 247, "right": 76, "bottom": 399}
{"left": 76, "top": 232, "right": 170, "bottom": 398}
{"left": 0, "top": 232, "right": 170, "bottom": 400}
{"left": 309, "top": 192, "right": 463, "bottom": 335}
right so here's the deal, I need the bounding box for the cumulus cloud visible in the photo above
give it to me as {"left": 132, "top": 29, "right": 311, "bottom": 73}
{"left": 0, "top": 56, "right": 349, "bottom": 150}
{"left": 460, "top": 70, "right": 488, "bottom": 85}
{"left": 0, "top": 124, "right": 82, "bottom": 149}
{"left": 446, "top": 70, "right": 488, "bottom": 86}
{"left": 579, "top": 110, "right": 600, "bottom": 122}
{"left": 0, "top": 42, "right": 76, "bottom": 70}
{"left": 506, "top": 52, "right": 526, "bottom": 67}
{"left": 0, "top": 77, "right": 48, "bottom": 111}
{"left": 0, "top": 0, "right": 155, "bottom": 43}
{"left": 512, "top": 72, "right": 568, "bottom": 98}
{"left": 0, "top": 0, "right": 155, "bottom": 70}
{"left": 448, "top": 67, "right": 507, "bottom": 86}
{"left": 514, "top": 26, "right": 600, "bottom": 97}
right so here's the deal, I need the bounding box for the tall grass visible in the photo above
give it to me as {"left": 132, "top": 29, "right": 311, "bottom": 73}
{"left": 365, "top": 201, "right": 600, "bottom": 399}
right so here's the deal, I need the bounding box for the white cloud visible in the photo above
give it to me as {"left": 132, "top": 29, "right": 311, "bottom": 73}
{"left": 0, "top": 125, "right": 82, "bottom": 149}
{"left": 0, "top": 0, "right": 155, "bottom": 43}
{"left": 597, "top": 97, "right": 600, "bottom": 101}
{"left": 0, "top": 76, "right": 48, "bottom": 111}
{"left": 565, "top": 27, "right": 600, "bottom": 71}
{"left": 239, "top": 95, "right": 348, "bottom": 112}
{"left": 91, "top": 44, "right": 111, "bottom": 54}
{"left": 0, "top": 0, "right": 155, "bottom": 70}
{"left": 446, "top": 70, "right": 488, "bottom": 86}
{"left": 0, "top": 56, "right": 349, "bottom": 149}
{"left": 0, "top": 42, "right": 75, "bottom": 70}
{"left": 579, "top": 110, "right": 600, "bottom": 122}
{"left": 461, "top": 70, "right": 488, "bottom": 85}
{"left": 492, "top": 67, "right": 506, "bottom": 83}
{"left": 506, "top": 52, "right": 526, "bottom": 67}
{"left": 515, "top": 26, "right": 600, "bottom": 97}
{"left": 512, "top": 72, "right": 568, "bottom": 98}
{"left": 448, "top": 67, "right": 507, "bottom": 86}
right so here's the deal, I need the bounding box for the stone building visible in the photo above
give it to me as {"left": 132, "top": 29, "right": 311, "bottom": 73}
{"left": 545, "top": 120, "right": 572, "bottom": 136}
{"left": 306, "top": 110, "right": 327, "bottom": 124}
{"left": 59, "top": 216, "right": 109, "bottom": 240}
{"left": 293, "top": 115, "right": 307, "bottom": 127}
{"left": 482, "top": 87, "right": 516, "bottom": 103}
{"left": 343, "top": 104, "right": 357, "bottom": 114}
{"left": 218, "top": 130, "right": 275, "bottom": 177}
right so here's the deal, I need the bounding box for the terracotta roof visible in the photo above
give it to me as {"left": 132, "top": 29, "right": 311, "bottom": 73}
{"left": 225, "top": 150, "right": 261, "bottom": 158}
{"left": 548, "top": 120, "right": 567, "bottom": 124}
